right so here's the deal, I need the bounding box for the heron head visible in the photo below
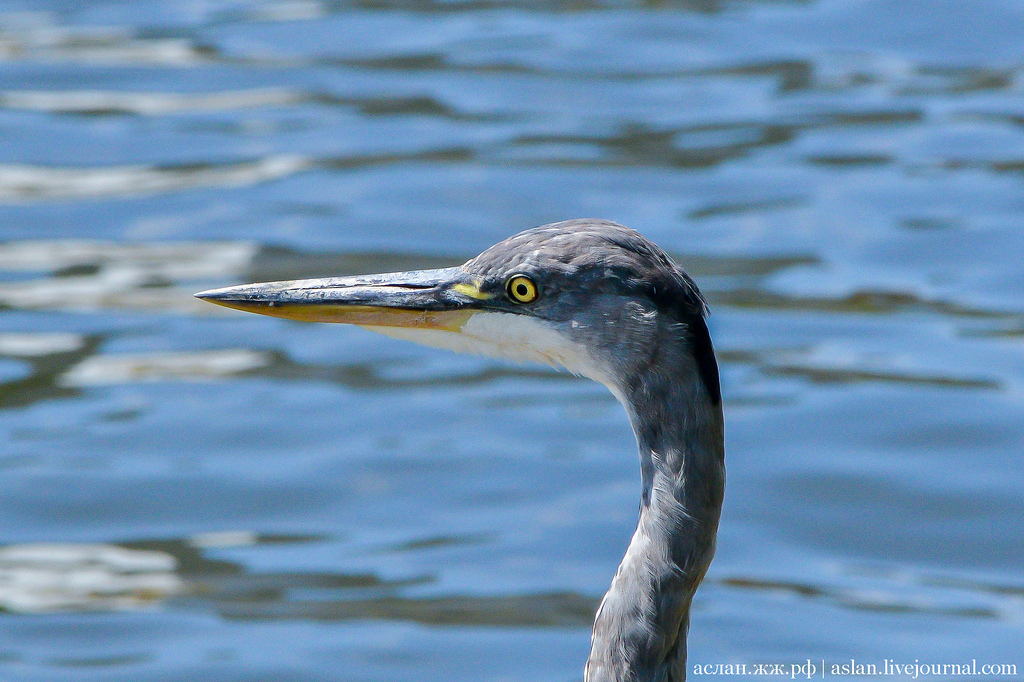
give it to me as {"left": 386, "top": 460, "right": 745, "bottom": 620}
{"left": 196, "top": 219, "right": 718, "bottom": 405}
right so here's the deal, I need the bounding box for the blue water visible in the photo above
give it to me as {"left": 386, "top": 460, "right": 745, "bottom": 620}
{"left": 0, "top": 0, "right": 1022, "bottom": 679}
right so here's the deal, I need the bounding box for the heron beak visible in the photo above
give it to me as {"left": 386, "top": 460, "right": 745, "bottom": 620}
{"left": 195, "top": 267, "right": 492, "bottom": 333}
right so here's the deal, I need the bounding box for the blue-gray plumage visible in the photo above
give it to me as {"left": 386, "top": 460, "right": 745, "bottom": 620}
{"left": 196, "top": 219, "right": 725, "bottom": 681}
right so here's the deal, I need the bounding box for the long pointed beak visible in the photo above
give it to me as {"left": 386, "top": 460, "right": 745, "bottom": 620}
{"left": 195, "top": 267, "right": 494, "bottom": 332}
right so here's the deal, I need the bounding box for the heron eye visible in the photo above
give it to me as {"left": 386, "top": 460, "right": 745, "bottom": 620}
{"left": 505, "top": 275, "right": 538, "bottom": 304}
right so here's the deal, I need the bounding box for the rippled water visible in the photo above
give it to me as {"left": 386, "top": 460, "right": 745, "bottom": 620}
{"left": 1, "top": 1, "right": 1022, "bottom": 680}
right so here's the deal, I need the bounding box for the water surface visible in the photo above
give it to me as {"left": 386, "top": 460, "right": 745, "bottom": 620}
{"left": 0, "top": 0, "right": 1022, "bottom": 680}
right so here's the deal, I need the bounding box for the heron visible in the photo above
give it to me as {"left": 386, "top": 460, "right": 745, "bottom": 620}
{"left": 196, "top": 219, "right": 724, "bottom": 682}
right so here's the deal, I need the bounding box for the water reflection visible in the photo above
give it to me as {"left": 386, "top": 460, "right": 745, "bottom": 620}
{"left": 60, "top": 350, "right": 271, "bottom": 387}
{"left": 722, "top": 566, "right": 1024, "bottom": 622}
{"left": 711, "top": 287, "right": 1008, "bottom": 317}
{"left": 0, "top": 333, "right": 98, "bottom": 410}
{"left": 0, "top": 332, "right": 84, "bottom": 356}
{"left": 762, "top": 362, "right": 998, "bottom": 390}
{"left": 5, "top": 535, "right": 1017, "bottom": 631}
{"left": 130, "top": 536, "right": 597, "bottom": 627}
{"left": 0, "top": 240, "right": 254, "bottom": 311}
{"left": 0, "top": 12, "right": 210, "bottom": 65}
{"left": 0, "top": 157, "right": 311, "bottom": 202}
{"left": 0, "top": 89, "right": 302, "bottom": 116}
{"left": 0, "top": 543, "right": 182, "bottom": 613}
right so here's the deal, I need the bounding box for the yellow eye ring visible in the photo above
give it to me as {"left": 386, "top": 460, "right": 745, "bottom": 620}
{"left": 505, "top": 275, "right": 538, "bottom": 303}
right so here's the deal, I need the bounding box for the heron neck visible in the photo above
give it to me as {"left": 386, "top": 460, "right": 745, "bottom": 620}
{"left": 586, "top": 360, "right": 725, "bottom": 682}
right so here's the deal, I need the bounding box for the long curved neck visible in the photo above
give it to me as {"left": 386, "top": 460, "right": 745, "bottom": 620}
{"left": 585, "top": 337, "right": 725, "bottom": 682}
